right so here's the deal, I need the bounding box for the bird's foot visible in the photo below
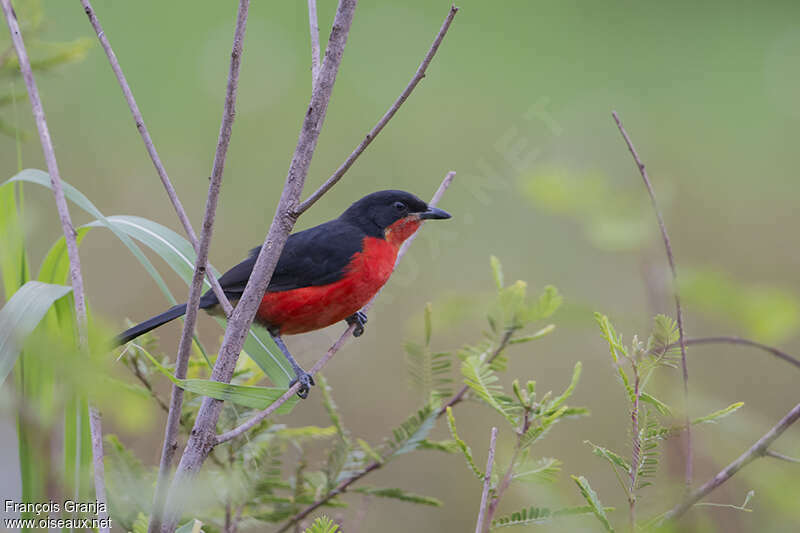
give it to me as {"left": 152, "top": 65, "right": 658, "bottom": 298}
{"left": 346, "top": 311, "right": 368, "bottom": 337}
{"left": 289, "top": 371, "right": 315, "bottom": 399}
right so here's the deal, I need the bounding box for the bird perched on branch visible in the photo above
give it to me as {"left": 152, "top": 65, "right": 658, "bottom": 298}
{"left": 116, "top": 190, "right": 451, "bottom": 398}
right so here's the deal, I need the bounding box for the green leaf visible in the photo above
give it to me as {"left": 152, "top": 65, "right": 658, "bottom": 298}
{"left": 446, "top": 407, "right": 483, "bottom": 480}
{"left": 353, "top": 486, "right": 443, "bottom": 506}
{"left": 386, "top": 401, "right": 439, "bottom": 457}
{"left": 571, "top": 475, "right": 615, "bottom": 533}
{"left": 0, "top": 281, "right": 71, "bottom": 385}
{"left": 357, "top": 438, "right": 384, "bottom": 464}
{"left": 508, "top": 324, "right": 556, "bottom": 344}
{"left": 417, "top": 439, "right": 460, "bottom": 454}
{"left": 0, "top": 181, "right": 30, "bottom": 297}
{"left": 595, "top": 312, "right": 627, "bottom": 363}
{"left": 37, "top": 229, "right": 90, "bottom": 284}
{"left": 692, "top": 402, "right": 744, "bottom": 426}
{"left": 490, "top": 255, "right": 504, "bottom": 290}
{"left": 137, "top": 344, "right": 297, "bottom": 413}
{"left": 548, "top": 362, "right": 581, "bottom": 411}
{"left": 640, "top": 392, "right": 671, "bottom": 416}
{"left": 513, "top": 457, "right": 562, "bottom": 483}
{"left": 585, "top": 440, "right": 631, "bottom": 473}
{"left": 303, "top": 516, "right": 339, "bottom": 533}
{"left": 461, "top": 355, "right": 515, "bottom": 424}
{"left": 424, "top": 302, "right": 433, "bottom": 345}
{"left": 528, "top": 285, "right": 562, "bottom": 321}
{"left": 492, "top": 506, "right": 606, "bottom": 529}
{"left": 175, "top": 519, "right": 204, "bottom": 533}
{"left": 318, "top": 374, "right": 348, "bottom": 440}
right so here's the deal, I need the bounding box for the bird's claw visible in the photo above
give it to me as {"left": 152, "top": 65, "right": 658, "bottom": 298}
{"left": 289, "top": 371, "right": 315, "bottom": 399}
{"left": 346, "top": 311, "right": 368, "bottom": 337}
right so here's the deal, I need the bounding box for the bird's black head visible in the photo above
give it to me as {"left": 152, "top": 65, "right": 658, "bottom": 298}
{"left": 339, "top": 190, "right": 451, "bottom": 238}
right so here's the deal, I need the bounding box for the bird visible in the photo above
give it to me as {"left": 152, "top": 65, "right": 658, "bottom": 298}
{"left": 116, "top": 190, "right": 451, "bottom": 398}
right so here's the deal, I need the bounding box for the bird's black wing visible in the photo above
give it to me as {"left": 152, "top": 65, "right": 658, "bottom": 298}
{"left": 200, "top": 219, "right": 365, "bottom": 308}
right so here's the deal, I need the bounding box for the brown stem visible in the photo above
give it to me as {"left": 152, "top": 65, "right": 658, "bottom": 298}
{"left": 80, "top": 0, "right": 233, "bottom": 314}
{"left": 1, "top": 1, "right": 107, "bottom": 528}
{"left": 475, "top": 427, "right": 498, "bottom": 533}
{"left": 294, "top": 5, "right": 459, "bottom": 216}
{"left": 671, "top": 336, "right": 800, "bottom": 370}
{"left": 612, "top": 110, "right": 693, "bottom": 488}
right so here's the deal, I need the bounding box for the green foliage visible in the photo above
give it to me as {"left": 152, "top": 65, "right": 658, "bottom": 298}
{"left": 385, "top": 400, "right": 439, "bottom": 457}
{"left": 405, "top": 303, "right": 452, "bottom": 401}
{"left": 304, "top": 516, "right": 340, "bottom": 533}
{"left": 0, "top": 280, "right": 71, "bottom": 384}
{"left": 571, "top": 475, "right": 615, "bottom": 533}
{"left": 353, "top": 486, "right": 443, "bottom": 506}
{"left": 512, "top": 457, "right": 562, "bottom": 484}
{"left": 175, "top": 519, "right": 204, "bottom": 533}
{"left": 137, "top": 344, "right": 298, "bottom": 413}
{"left": 491, "top": 505, "right": 604, "bottom": 529}
{"left": 7, "top": 170, "right": 294, "bottom": 387}
{"left": 462, "top": 355, "right": 517, "bottom": 424}
{"left": 446, "top": 407, "right": 483, "bottom": 480}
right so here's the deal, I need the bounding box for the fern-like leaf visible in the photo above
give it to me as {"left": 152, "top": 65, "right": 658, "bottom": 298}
{"left": 446, "top": 407, "right": 483, "bottom": 479}
{"left": 461, "top": 355, "right": 517, "bottom": 424}
{"left": 303, "top": 516, "right": 340, "bottom": 533}
{"left": 491, "top": 505, "right": 603, "bottom": 529}
{"left": 385, "top": 401, "right": 439, "bottom": 457}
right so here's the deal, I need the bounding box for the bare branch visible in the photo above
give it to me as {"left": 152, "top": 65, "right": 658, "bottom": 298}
{"left": 160, "top": 2, "right": 359, "bottom": 529}
{"left": 612, "top": 110, "right": 693, "bottom": 487}
{"left": 2, "top": 1, "right": 108, "bottom": 529}
{"left": 216, "top": 172, "right": 456, "bottom": 445}
{"left": 88, "top": 407, "right": 110, "bottom": 530}
{"left": 476, "top": 427, "right": 499, "bottom": 533}
{"left": 671, "top": 336, "right": 800, "bottom": 370}
{"left": 764, "top": 450, "right": 800, "bottom": 463}
{"left": 80, "top": 0, "right": 232, "bottom": 315}
{"left": 307, "top": 0, "right": 320, "bottom": 84}
{"left": 294, "top": 5, "right": 459, "bottom": 216}
{"left": 147, "top": 1, "right": 251, "bottom": 531}
{"left": 661, "top": 402, "right": 800, "bottom": 523}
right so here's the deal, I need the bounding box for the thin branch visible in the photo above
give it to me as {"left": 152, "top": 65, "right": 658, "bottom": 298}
{"left": 216, "top": 172, "right": 455, "bottom": 445}
{"left": 88, "top": 408, "right": 111, "bottom": 528}
{"left": 80, "top": 0, "right": 232, "bottom": 315}
{"left": 661, "top": 401, "right": 800, "bottom": 523}
{"left": 764, "top": 450, "right": 800, "bottom": 463}
{"left": 671, "top": 336, "right": 800, "bottom": 370}
{"left": 294, "top": 4, "right": 459, "bottom": 216}
{"left": 307, "top": 0, "right": 320, "bottom": 85}
{"left": 1, "top": 2, "right": 109, "bottom": 529}
{"left": 612, "top": 110, "right": 693, "bottom": 487}
{"left": 476, "top": 427, "right": 499, "bottom": 533}
{"left": 161, "top": 3, "right": 359, "bottom": 530}
{"left": 439, "top": 327, "right": 515, "bottom": 418}
{"left": 147, "top": 1, "right": 251, "bottom": 531}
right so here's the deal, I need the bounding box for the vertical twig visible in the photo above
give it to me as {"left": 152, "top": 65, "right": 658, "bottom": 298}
{"left": 662, "top": 401, "right": 800, "bottom": 523}
{"left": 160, "top": 2, "right": 359, "bottom": 530}
{"left": 476, "top": 427, "right": 498, "bottom": 533}
{"left": 307, "top": 0, "right": 320, "bottom": 84}
{"left": 294, "top": 5, "right": 459, "bottom": 216}
{"left": 147, "top": 1, "right": 251, "bottom": 532}
{"left": 1, "top": 1, "right": 107, "bottom": 529}
{"left": 88, "top": 408, "right": 110, "bottom": 527}
{"left": 80, "top": 0, "right": 232, "bottom": 315}
{"left": 629, "top": 363, "right": 641, "bottom": 531}
{"left": 612, "top": 110, "right": 693, "bottom": 487}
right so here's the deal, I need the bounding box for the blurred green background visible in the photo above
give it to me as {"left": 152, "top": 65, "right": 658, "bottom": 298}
{"left": 3, "top": 0, "right": 800, "bottom": 531}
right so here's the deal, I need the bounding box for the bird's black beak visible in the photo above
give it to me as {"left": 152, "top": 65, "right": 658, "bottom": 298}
{"left": 418, "top": 206, "right": 451, "bottom": 220}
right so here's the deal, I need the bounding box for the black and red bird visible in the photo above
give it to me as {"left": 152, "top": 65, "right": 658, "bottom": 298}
{"left": 116, "top": 190, "right": 451, "bottom": 397}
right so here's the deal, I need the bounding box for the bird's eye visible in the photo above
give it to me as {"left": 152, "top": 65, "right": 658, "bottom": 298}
{"left": 392, "top": 201, "right": 406, "bottom": 211}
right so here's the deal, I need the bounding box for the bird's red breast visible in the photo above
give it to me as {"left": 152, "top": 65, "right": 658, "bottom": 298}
{"left": 255, "top": 216, "right": 421, "bottom": 334}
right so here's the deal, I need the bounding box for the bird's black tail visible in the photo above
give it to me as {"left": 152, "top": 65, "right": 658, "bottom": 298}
{"left": 116, "top": 303, "right": 188, "bottom": 346}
